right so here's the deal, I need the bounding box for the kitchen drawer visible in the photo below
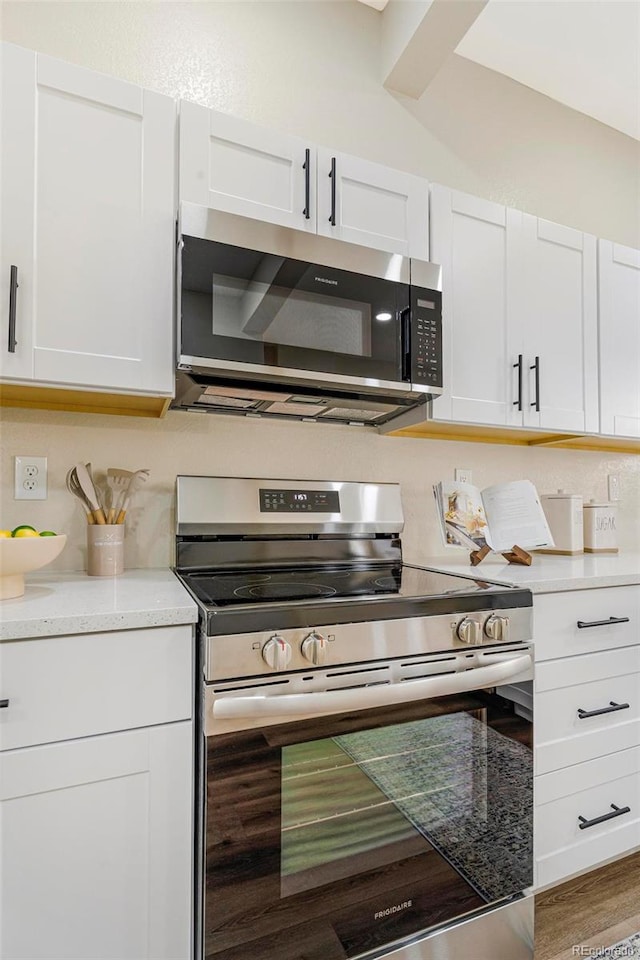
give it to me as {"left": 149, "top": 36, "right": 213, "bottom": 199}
{"left": 536, "top": 646, "right": 640, "bottom": 773}
{"left": 534, "top": 585, "right": 640, "bottom": 662}
{"left": 0, "top": 625, "right": 193, "bottom": 751}
{"left": 535, "top": 746, "right": 640, "bottom": 887}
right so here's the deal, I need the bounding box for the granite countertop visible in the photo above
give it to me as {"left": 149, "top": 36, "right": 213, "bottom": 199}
{"left": 0, "top": 569, "right": 198, "bottom": 641}
{"left": 420, "top": 552, "right": 640, "bottom": 594}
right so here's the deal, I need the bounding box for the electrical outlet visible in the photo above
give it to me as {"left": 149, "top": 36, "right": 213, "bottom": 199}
{"left": 14, "top": 456, "right": 47, "bottom": 500}
{"left": 455, "top": 468, "right": 473, "bottom": 485}
{"left": 608, "top": 474, "right": 620, "bottom": 501}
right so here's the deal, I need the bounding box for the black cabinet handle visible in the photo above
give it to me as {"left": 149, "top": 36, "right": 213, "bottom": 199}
{"left": 513, "top": 354, "right": 523, "bottom": 411}
{"left": 578, "top": 803, "right": 631, "bottom": 830}
{"left": 0, "top": 699, "right": 9, "bottom": 709}
{"left": 8, "top": 264, "right": 18, "bottom": 353}
{"left": 302, "top": 148, "right": 310, "bottom": 220}
{"left": 329, "top": 157, "right": 336, "bottom": 226}
{"left": 577, "top": 616, "right": 630, "bottom": 629}
{"left": 578, "top": 700, "right": 630, "bottom": 720}
{"left": 530, "top": 356, "right": 540, "bottom": 411}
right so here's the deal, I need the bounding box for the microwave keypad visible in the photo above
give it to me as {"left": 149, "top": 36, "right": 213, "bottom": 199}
{"left": 413, "top": 315, "right": 441, "bottom": 385}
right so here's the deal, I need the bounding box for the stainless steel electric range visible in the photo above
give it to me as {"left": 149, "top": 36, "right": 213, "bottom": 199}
{"left": 175, "top": 476, "right": 534, "bottom": 960}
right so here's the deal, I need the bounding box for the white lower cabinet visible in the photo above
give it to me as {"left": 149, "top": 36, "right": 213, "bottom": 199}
{"left": 536, "top": 746, "right": 640, "bottom": 889}
{"left": 0, "top": 722, "right": 193, "bottom": 960}
{"left": 0, "top": 624, "right": 194, "bottom": 960}
{"left": 533, "top": 585, "right": 640, "bottom": 889}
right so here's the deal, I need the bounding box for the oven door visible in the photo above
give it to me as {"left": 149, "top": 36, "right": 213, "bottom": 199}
{"left": 179, "top": 206, "right": 413, "bottom": 392}
{"left": 201, "top": 649, "right": 533, "bottom": 960}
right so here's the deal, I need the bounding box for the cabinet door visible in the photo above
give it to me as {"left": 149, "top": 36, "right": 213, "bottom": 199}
{"left": 316, "top": 148, "right": 429, "bottom": 258}
{"left": 179, "top": 100, "right": 315, "bottom": 232}
{"left": 521, "top": 215, "right": 598, "bottom": 433}
{"left": 0, "top": 44, "right": 175, "bottom": 394}
{"left": 429, "top": 185, "right": 523, "bottom": 425}
{"left": 0, "top": 722, "right": 192, "bottom": 960}
{"left": 599, "top": 240, "right": 640, "bottom": 438}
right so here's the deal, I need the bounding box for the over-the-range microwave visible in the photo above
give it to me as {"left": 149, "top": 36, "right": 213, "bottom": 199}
{"left": 173, "top": 203, "right": 443, "bottom": 426}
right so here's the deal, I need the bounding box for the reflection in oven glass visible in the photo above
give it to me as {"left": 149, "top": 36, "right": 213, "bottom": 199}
{"left": 281, "top": 712, "right": 531, "bottom": 903}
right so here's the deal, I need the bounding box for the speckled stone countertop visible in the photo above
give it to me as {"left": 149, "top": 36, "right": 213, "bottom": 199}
{"left": 420, "top": 553, "right": 640, "bottom": 594}
{"left": 0, "top": 569, "right": 198, "bottom": 641}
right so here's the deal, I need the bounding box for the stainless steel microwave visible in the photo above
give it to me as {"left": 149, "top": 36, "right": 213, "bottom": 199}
{"left": 173, "top": 203, "right": 443, "bottom": 426}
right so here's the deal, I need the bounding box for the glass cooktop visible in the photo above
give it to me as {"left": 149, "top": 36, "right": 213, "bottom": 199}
{"left": 184, "top": 564, "right": 511, "bottom": 609}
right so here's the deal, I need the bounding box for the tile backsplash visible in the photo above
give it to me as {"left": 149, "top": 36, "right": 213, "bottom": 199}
{"left": 2, "top": 407, "right": 638, "bottom": 572}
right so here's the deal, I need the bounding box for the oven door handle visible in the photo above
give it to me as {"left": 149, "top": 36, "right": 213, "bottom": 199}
{"left": 212, "top": 652, "right": 533, "bottom": 720}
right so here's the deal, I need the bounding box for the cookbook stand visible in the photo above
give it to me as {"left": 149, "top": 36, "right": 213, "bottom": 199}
{"left": 469, "top": 544, "right": 532, "bottom": 567}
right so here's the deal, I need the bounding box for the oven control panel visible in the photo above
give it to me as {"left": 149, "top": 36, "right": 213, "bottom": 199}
{"left": 206, "top": 609, "right": 531, "bottom": 682}
{"left": 260, "top": 488, "right": 340, "bottom": 513}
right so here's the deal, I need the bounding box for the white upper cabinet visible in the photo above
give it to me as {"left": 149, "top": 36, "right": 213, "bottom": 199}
{"left": 316, "top": 148, "right": 429, "bottom": 258}
{"left": 521, "top": 215, "right": 598, "bottom": 434}
{"left": 178, "top": 102, "right": 429, "bottom": 257}
{"left": 428, "top": 184, "right": 599, "bottom": 435}
{"left": 598, "top": 240, "right": 640, "bottom": 439}
{"left": 0, "top": 44, "right": 175, "bottom": 394}
{"left": 179, "top": 101, "right": 316, "bottom": 232}
{"left": 429, "top": 185, "right": 523, "bottom": 426}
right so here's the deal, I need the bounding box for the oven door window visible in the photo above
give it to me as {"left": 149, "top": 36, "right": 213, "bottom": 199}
{"left": 205, "top": 691, "right": 532, "bottom": 960}
{"left": 181, "top": 236, "right": 408, "bottom": 382}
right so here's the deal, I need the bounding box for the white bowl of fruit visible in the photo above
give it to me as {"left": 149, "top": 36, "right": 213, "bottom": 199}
{"left": 0, "top": 526, "right": 67, "bottom": 599}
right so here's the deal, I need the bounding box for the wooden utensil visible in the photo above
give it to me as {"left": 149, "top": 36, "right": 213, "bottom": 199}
{"left": 115, "top": 469, "right": 150, "bottom": 524}
{"left": 106, "top": 468, "right": 133, "bottom": 524}
{"left": 74, "top": 462, "right": 107, "bottom": 524}
{"left": 66, "top": 468, "right": 95, "bottom": 524}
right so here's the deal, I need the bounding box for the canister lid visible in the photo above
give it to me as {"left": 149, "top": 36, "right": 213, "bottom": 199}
{"left": 584, "top": 500, "right": 617, "bottom": 509}
{"left": 542, "top": 490, "right": 582, "bottom": 500}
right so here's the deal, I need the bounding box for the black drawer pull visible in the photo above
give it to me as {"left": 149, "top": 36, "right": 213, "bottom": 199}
{"left": 578, "top": 803, "right": 631, "bottom": 830}
{"left": 302, "top": 147, "right": 310, "bottom": 220}
{"left": 8, "top": 264, "right": 18, "bottom": 352}
{"left": 329, "top": 156, "right": 336, "bottom": 226}
{"left": 577, "top": 616, "right": 630, "bottom": 629}
{"left": 513, "top": 354, "right": 523, "bottom": 411}
{"left": 0, "top": 699, "right": 9, "bottom": 709}
{"left": 530, "top": 355, "right": 540, "bottom": 412}
{"left": 578, "top": 701, "right": 630, "bottom": 720}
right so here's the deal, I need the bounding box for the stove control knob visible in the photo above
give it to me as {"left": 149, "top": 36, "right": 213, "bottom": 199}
{"left": 455, "top": 617, "right": 482, "bottom": 645}
{"left": 262, "top": 635, "right": 292, "bottom": 671}
{"left": 485, "top": 615, "right": 510, "bottom": 642}
{"left": 301, "top": 632, "right": 328, "bottom": 666}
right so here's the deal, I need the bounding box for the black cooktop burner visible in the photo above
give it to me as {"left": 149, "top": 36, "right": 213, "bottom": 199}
{"left": 234, "top": 582, "right": 337, "bottom": 601}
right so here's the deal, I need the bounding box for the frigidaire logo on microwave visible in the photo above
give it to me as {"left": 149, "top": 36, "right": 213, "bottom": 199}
{"left": 314, "top": 276, "right": 338, "bottom": 285}
{"left": 374, "top": 900, "right": 413, "bottom": 921}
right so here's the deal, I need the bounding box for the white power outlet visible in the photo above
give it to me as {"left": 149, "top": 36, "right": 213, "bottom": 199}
{"left": 455, "top": 468, "right": 473, "bottom": 485}
{"left": 608, "top": 474, "right": 620, "bottom": 501}
{"left": 14, "top": 456, "right": 47, "bottom": 500}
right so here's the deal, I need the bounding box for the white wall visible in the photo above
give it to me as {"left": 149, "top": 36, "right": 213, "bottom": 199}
{"left": 2, "top": 407, "right": 638, "bottom": 572}
{"left": 1, "top": 1, "right": 639, "bottom": 572}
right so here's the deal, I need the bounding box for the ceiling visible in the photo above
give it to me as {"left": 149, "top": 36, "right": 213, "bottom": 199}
{"left": 360, "top": 0, "right": 640, "bottom": 140}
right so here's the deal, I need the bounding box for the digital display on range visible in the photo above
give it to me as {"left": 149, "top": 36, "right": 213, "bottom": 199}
{"left": 260, "top": 489, "right": 340, "bottom": 513}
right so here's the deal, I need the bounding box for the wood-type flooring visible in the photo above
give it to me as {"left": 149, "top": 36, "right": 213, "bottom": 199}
{"left": 536, "top": 850, "right": 640, "bottom": 960}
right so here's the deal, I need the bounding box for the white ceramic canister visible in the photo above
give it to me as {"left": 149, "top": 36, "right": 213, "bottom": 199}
{"left": 539, "top": 490, "right": 584, "bottom": 555}
{"left": 583, "top": 501, "right": 618, "bottom": 553}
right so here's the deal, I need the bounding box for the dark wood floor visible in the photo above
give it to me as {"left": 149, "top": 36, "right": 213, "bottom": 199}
{"left": 536, "top": 851, "right": 640, "bottom": 960}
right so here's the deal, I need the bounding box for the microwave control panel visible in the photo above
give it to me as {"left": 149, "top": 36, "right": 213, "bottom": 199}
{"left": 410, "top": 289, "right": 442, "bottom": 388}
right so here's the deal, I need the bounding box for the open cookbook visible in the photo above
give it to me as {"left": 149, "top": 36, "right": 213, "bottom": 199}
{"left": 433, "top": 479, "right": 554, "bottom": 553}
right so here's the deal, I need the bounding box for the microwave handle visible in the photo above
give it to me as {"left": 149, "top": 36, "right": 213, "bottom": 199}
{"left": 213, "top": 652, "right": 532, "bottom": 720}
{"left": 401, "top": 307, "right": 411, "bottom": 381}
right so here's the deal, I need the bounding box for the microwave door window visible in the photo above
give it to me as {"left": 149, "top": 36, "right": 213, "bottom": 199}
{"left": 211, "top": 272, "right": 372, "bottom": 358}
{"left": 180, "top": 237, "right": 406, "bottom": 382}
